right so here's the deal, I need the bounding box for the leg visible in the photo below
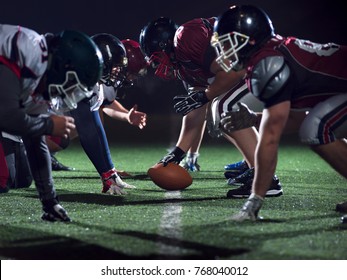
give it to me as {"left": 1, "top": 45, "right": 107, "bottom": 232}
{"left": 181, "top": 115, "right": 206, "bottom": 172}
{"left": 22, "top": 135, "right": 70, "bottom": 222}
{"left": 311, "top": 139, "right": 347, "bottom": 179}
{"left": 0, "top": 135, "right": 10, "bottom": 193}
{"left": 223, "top": 127, "right": 259, "bottom": 168}
{"left": 176, "top": 104, "right": 207, "bottom": 152}
{"left": 299, "top": 95, "right": 347, "bottom": 178}
{"left": 70, "top": 100, "right": 134, "bottom": 193}
{"left": 70, "top": 100, "right": 114, "bottom": 175}
{"left": 299, "top": 94, "right": 347, "bottom": 223}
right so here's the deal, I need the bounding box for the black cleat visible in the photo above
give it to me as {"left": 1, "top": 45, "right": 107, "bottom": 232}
{"left": 336, "top": 201, "right": 347, "bottom": 213}
{"left": 0, "top": 185, "right": 9, "bottom": 193}
{"left": 42, "top": 203, "right": 71, "bottom": 222}
{"left": 227, "top": 168, "right": 283, "bottom": 198}
{"left": 51, "top": 155, "right": 75, "bottom": 171}
{"left": 227, "top": 167, "right": 254, "bottom": 186}
{"left": 224, "top": 160, "right": 249, "bottom": 179}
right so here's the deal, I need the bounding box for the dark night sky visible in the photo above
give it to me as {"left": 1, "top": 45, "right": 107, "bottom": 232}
{"left": 1, "top": 0, "right": 346, "bottom": 114}
{"left": 2, "top": 0, "right": 346, "bottom": 43}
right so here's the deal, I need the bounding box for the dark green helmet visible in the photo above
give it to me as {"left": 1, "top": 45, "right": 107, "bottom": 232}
{"left": 46, "top": 30, "right": 103, "bottom": 111}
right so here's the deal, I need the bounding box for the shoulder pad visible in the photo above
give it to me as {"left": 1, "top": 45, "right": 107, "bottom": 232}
{"left": 250, "top": 56, "right": 290, "bottom": 101}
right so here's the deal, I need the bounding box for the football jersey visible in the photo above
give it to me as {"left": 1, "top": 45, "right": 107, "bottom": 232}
{"left": 89, "top": 83, "right": 119, "bottom": 111}
{"left": 174, "top": 18, "right": 216, "bottom": 88}
{"left": 247, "top": 35, "right": 347, "bottom": 108}
{"left": 0, "top": 24, "right": 48, "bottom": 103}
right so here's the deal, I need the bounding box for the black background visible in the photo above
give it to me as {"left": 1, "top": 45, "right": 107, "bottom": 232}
{"left": 2, "top": 0, "right": 346, "bottom": 114}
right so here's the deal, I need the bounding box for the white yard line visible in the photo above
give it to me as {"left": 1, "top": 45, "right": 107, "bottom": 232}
{"left": 157, "top": 191, "right": 183, "bottom": 256}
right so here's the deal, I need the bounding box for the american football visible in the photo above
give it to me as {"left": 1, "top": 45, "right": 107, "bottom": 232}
{"left": 147, "top": 162, "right": 193, "bottom": 190}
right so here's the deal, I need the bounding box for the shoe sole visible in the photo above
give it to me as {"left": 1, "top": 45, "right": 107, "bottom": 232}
{"left": 227, "top": 189, "right": 283, "bottom": 199}
{"left": 224, "top": 172, "right": 244, "bottom": 179}
{"left": 41, "top": 213, "right": 71, "bottom": 222}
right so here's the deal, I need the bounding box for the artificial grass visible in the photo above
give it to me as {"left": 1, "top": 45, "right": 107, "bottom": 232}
{"left": 0, "top": 141, "right": 346, "bottom": 260}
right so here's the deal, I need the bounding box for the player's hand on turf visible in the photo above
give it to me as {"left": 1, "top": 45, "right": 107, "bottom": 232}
{"left": 173, "top": 90, "right": 209, "bottom": 115}
{"left": 220, "top": 102, "right": 258, "bottom": 133}
{"left": 50, "top": 115, "right": 75, "bottom": 139}
{"left": 128, "top": 104, "right": 147, "bottom": 129}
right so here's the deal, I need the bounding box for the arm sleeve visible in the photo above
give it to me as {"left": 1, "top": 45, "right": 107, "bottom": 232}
{"left": 0, "top": 65, "right": 53, "bottom": 137}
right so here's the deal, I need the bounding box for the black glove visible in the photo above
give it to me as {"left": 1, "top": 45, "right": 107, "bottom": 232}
{"left": 220, "top": 102, "right": 258, "bottom": 133}
{"left": 159, "top": 146, "right": 185, "bottom": 167}
{"left": 173, "top": 90, "right": 209, "bottom": 115}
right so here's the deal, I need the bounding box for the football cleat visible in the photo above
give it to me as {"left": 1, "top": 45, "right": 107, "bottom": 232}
{"left": 230, "top": 193, "right": 263, "bottom": 222}
{"left": 336, "top": 201, "right": 347, "bottom": 213}
{"left": 224, "top": 160, "right": 249, "bottom": 179}
{"left": 42, "top": 203, "right": 71, "bottom": 222}
{"left": 181, "top": 159, "right": 201, "bottom": 172}
{"left": 0, "top": 185, "right": 9, "bottom": 193}
{"left": 181, "top": 152, "right": 200, "bottom": 172}
{"left": 227, "top": 168, "right": 283, "bottom": 198}
{"left": 227, "top": 167, "right": 254, "bottom": 186}
{"left": 183, "top": 161, "right": 200, "bottom": 172}
{"left": 51, "top": 155, "right": 75, "bottom": 171}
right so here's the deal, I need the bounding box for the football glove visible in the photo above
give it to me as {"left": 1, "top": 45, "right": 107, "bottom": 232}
{"left": 220, "top": 102, "right": 258, "bottom": 133}
{"left": 173, "top": 90, "right": 209, "bottom": 115}
{"left": 159, "top": 146, "right": 186, "bottom": 167}
{"left": 101, "top": 168, "right": 136, "bottom": 195}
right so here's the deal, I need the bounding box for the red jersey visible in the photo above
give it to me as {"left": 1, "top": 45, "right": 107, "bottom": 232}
{"left": 246, "top": 35, "right": 347, "bottom": 108}
{"left": 174, "top": 17, "right": 216, "bottom": 88}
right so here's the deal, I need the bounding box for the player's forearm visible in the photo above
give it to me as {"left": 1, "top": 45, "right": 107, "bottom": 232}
{"left": 0, "top": 105, "right": 53, "bottom": 137}
{"left": 102, "top": 107, "right": 129, "bottom": 122}
{"left": 205, "top": 69, "right": 245, "bottom": 100}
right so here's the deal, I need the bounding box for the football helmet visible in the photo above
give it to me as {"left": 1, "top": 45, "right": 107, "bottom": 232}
{"left": 211, "top": 5, "right": 275, "bottom": 72}
{"left": 46, "top": 30, "right": 103, "bottom": 112}
{"left": 139, "top": 17, "right": 178, "bottom": 80}
{"left": 121, "top": 39, "right": 149, "bottom": 86}
{"left": 91, "top": 33, "right": 128, "bottom": 88}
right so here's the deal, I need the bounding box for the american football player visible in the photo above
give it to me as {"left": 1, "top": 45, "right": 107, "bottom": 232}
{"left": 139, "top": 17, "right": 282, "bottom": 198}
{"left": 0, "top": 25, "right": 103, "bottom": 222}
{"left": 59, "top": 34, "right": 148, "bottom": 195}
{"left": 212, "top": 4, "right": 347, "bottom": 223}
{"left": 46, "top": 39, "right": 149, "bottom": 173}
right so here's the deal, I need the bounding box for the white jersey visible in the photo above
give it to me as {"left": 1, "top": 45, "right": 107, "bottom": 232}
{"left": 0, "top": 24, "right": 49, "bottom": 113}
{"left": 89, "top": 83, "right": 119, "bottom": 111}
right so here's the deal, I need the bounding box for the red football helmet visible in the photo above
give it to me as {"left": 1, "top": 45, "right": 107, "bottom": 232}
{"left": 121, "top": 39, "right": 149, "bottom": 82}
{"left": 139, "top": 17, "right": 179, "bottom": 80}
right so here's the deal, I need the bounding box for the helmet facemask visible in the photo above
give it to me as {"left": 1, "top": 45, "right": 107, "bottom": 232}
{"left": 211, "top": 31, "right": 249, "bottom": 72}
{"left": 149, "top": 51, "right": 177, "bottom": 80}
{"left": 48, "top": 71, "right": 93, "bottom": 112}
{"left": 99, "top": 53, "right": 128, "bottom": 89}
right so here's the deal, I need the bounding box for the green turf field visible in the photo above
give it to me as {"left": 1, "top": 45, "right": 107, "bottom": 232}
{"left": 0, "top": 141, "right": 346, "bottom": 260}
